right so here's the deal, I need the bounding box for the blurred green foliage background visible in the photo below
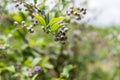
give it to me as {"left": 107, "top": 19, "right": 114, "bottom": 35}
{"left": 0, "top": 0, "right": 120, "bottom": 80}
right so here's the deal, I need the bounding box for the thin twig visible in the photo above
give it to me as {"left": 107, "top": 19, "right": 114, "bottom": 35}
{"left": 17, "top": 29, "right": 48, "bottom": 55}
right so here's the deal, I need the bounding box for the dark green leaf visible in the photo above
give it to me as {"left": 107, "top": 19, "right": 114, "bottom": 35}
{"left": 34, "top": 0, "right": 37, "bottom": 4}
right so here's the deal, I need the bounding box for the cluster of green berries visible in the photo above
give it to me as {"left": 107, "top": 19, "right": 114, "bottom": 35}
{"left": 28, "top": 66, "right": 44, "bottom": 77}
{"left": 15, "top": 2, "right": 40, "bottom": 19}
{"left": 26, "top": 21, "right": 38, "bottom": 33}
{"left": 14, "top": 2, "right": 69, "bottom": 45}
{"left": 14, "top": 2, "right": 86, "bottom": 45}
{"left": 14, "top": 2, "right": 40, "bottom": 33}
{"left": 14, "top": 20, "right": 38, "bottom": 33}
{"left": 54, "top": 27, "right": 68, "bottom": 44}
{"left": 66, "top": 7, "right": 87, "bottom": 20}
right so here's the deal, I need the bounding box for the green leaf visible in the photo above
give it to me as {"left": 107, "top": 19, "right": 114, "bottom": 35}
{"left": 32, "top": 57, "right": 42, "bottom": 66}
{"left": 43, "top": 63, "right": 54, "bottom": 69}
{"left": 61, "top": 65, "right": 75, "bottom": 78}
{"left": 4, "top": 65, "right": 15, "bottom": 73}
{"left": 19, "top": 12, "right": 27, "bottom": 20}
{"left": 24, "top": 57, "right": 33, "bottom": 67}
{"left": 34, "top": 0, "right": 37, "bottom": 4}
{"left": 50, "top": 23, "right": 61, "bottom": 32}
{"left": 39, "top": 56, "right": 54, "bottom": 69}
{"left": 13, "top": 15, "right": 23, "bottom": 22}
{"left": 32, "top": 74, "right": 39, "bottom": 80}
{"left": 43, "top": 0, "right": 46, "bottom": 2}
{"left": 33, "top": 14, "right": 46, "bottom": 27}
{"left": 48, "top": 17, "right": 65, "bottom": 26}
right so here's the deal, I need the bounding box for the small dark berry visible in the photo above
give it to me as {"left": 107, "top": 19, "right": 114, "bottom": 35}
{"left": 74, "top": 12, "right": 78, "bottom": 16}
{"left": 35, "top": 21, "right": 38, "bottom": 24}
{"left": 60, "top": 35, "right": 65, "bottom": 40}
{"left": 61, "top": 27, "right": 65, "bottom": 30}
{"left": 15, "top": 3, "right": 19, "bottom": 7}
{"left": 23, "top": 24, "right": 27, "bottom": 28}
{"left": 76, "top": 13, "right": 81, "bottom": 16}
{"left": 64, "top": 27, "right": 69, "bottom": 32}
{"left": 70, "top": 10, "right": 73, "bottom": 14}
{"left": 21, "top": 21, "right": 25, "bottom": 25}
{"left": 33, "top": 23, "right": 36, "bottom": 26}
{"left": 54, "top": 37, "right": 60, "bottom": 41}
{"left": 76, "top": 14, "right": 81, "bottom": 20}
{"left": 30, "top": 28, "right": 34, "bottom": 33}
{"left": 80, "top": 8, "right": 84, "bottom": 12}
{"left": 18, "top": 7, "right": 22, "bottom": 11}
{"left": 42, "top": 27, "right": 45, "bottom": 32}
{"left": 27, "top": 27, "right": 31, "bottom": 31}
{"left": 46, "top": 30, "right": 50, "bottom": 34}
{"left": 37, "top": 9, "right": 41, "bottom": 12}
{"left": 66, "top": 11, "right": 71, "bottom": 16}
{"left": 62, "top": 32, "right": 66, "bottom": 35}
{"left": 76, "top": 16, "right": 81, "bottom": 20}
{"left": 83, "top": 11, "right": 86, "bottom": 15}
{"left": 77, "top": 8, "right": 80, "bottom": 10}
{"left": 25, "top": 9, "right": 28, "bottom": 11}
{"left": 14, "top": 21, "right": 18, "bottom": 26}
{"left": 60, "top": 41, "right": 66, "bottom": 44}
{"left": 33, "top": 21, "right": 38, "bottom": 26}
{"left": 70, "top": 7, "right": 74, "bottom": 9}
{"left": 27, "top": 26, "right": 34, "bottom": 33}
{"left": 31, "top": 15, "right": 34, "bottom": 19}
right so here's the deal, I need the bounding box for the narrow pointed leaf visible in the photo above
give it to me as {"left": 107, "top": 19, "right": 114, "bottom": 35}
{"left": 33, "top": 14, "right": 46, "bottom": 27}
{"left": 50, "top": 23, "right": 61, "bottom": 32}
{"left": 32, "top": 74, "right": 39, "bottom": 80}
{"left": 48, "top": 17, "right": 65, "bottom": 26}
